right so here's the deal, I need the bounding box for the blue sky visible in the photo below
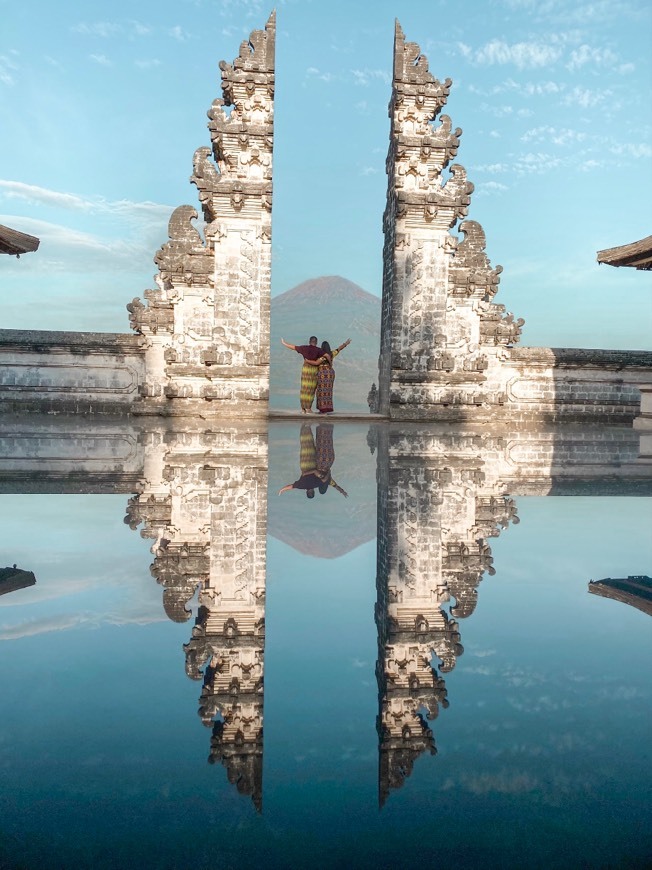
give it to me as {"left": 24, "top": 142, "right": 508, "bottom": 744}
{"left": 1, "top": 0, "right": 651, "bottom": 349}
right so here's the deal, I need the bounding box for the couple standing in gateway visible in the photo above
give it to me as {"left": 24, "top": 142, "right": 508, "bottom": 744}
{"left": 281, "top": 335, "right": 352, "bottom": 414}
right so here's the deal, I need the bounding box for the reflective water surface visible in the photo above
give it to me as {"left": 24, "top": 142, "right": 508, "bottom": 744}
{"left": 1, "top": 418, "right": 651, "bottom": 869}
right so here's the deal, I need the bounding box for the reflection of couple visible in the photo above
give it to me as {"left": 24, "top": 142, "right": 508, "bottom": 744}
{"left": 278, "top": 423, "right": 348, "bottom": 498}
{"left": 281, "top": 335, "right": 351, "bottom": 414}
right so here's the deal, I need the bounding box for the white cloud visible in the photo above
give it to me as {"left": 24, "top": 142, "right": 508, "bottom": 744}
{"left": 0, "top": 180, "right": 93, "bottom": 211}
{"left": 521, "top": 80, "right": 563, "bottom": 95}
{"left": 459, "top": 39, "right": 563, "bottom": 69}
{"left": 521, "top": 126, "right": 587, "bottom": 146}
{"left": 0, "top": 181, "right": 172, "bottom": 223}
{"left": 129, "top": 21, "right": 152, "bottom": 37}
{"left": 480, "top": 78, "right": 564, "bottom": 98}
{"left": 562, "top": 86, "right": 611, "bottom": 108}
{"left": 0, "top": 53, "right": 19, "bottom": 86}
{"left": 169, "top": 25, "right": 190, "bottom": 42}
{"left": 0, "top": 183, "right": 173, "bottom": 274}
{"left": 472, "top": 162, "right": 510, "bottom": 174}
{"left": 475, "top": 182, "right": 509, "bottom": 197}
{"left": 609, "top": 142, "right": 652, "bottom": 159}
{"left": 513, "top": 152, "right": 563, "bottom": 174}
{"left": 73, "top": 21, "right": 121, "bottom": 38}
{"left": 351, "top": 68, "right": 391, "bottom": 87}
{"left": 567, "top": 44, "right": 618, "bottom": 71}
{"left": 135, "top": 59, "right": 162, "bottom": 69}
{"left": 89, "top": 54, "right": 112, "bottom": 66}
{"left": 306, "top": 67, "right": 334, "bottom": 83}
{"left": 360, "top": 166, "right": 378, "bottom": 176}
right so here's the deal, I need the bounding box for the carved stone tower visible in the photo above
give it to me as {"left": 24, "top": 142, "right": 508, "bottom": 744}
{"left": 378, "top": 22, "right": 524, "bottom": 419}
{"left": 128, "top": 13, "right": 276, "bottom": 416}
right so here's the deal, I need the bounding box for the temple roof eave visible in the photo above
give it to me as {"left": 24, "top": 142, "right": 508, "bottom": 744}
{"left": 596, "top": 235, "right": 652, "bottom": 270}
{"left": 0, "top": 223, "right": 40, "bottom": 257}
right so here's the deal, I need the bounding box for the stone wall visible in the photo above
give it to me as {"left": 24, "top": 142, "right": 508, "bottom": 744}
{"left": 0, "top": 330, "right": 144, "bottom": 416}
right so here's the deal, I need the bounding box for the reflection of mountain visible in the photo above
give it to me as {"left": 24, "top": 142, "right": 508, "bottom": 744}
{"left": 267, "top": 423, "right": 377, "bottom": 558}
{"left": 271, "top": 277, "right": 380, "bottom": 412}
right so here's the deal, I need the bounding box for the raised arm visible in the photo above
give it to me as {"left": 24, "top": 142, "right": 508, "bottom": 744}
{"left": 278, "top": 484, "right": 294, "bottom": 495}
{"left": 281, "top": 338, "right": 296, "bottom": 351}
{"left": 336, "top": 338, "right": 352, "bottom": 353}
{"left": 330, "top": 479, "right": 348, "bottom": 498}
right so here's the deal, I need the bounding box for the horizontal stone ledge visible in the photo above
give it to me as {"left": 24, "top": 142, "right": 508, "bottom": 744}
{"left": 391, "top": 371, "right": 485, "bottom": 384}
{"left": 0, "top": 329, "right": 144, "bottom": 355}
{"left": 0, "top": 474, "right": 144, "bottom": 495}
{"left": 131, "top": 398, "right": 269, "bottom": 418}
{"left": 0, "top": 398, "right": 138, "bottom": 415}
{"left": 218, "top": 121, "right": 273, "bottom": 135}
{"left": 205, "top": 180, "right": 271, "bottom": 194}
{"left": 166, "top": 365, "right": 268, "bottom": 378}
{"left": 510, "top": 346, "right": 652, "bottom": 370}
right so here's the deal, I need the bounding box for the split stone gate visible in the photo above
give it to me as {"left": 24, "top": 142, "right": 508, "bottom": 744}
{"left": 1, "top": 13, "right": 651, "bottom": 424}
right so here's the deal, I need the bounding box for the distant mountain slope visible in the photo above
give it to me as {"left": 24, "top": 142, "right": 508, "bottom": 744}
{"left": 271, "top": 276, "right": 380, "bottom": 411}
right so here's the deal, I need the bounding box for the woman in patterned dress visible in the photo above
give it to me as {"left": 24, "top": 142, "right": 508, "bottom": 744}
{"left": 315, "top": 338, "right": 351, "bottom": 413}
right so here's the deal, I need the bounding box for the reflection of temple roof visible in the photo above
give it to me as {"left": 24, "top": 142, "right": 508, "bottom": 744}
{"left": 596, "top": 236, "right": 652, "bottom": 271}
{"left": 0, "top": 566, "right": 36, "bottom": 596}
{"left": 0, "top": 223, "right": 40, "bottom": 257}
{"left": 588, "top": 575, "right": 652, "bottom": 616}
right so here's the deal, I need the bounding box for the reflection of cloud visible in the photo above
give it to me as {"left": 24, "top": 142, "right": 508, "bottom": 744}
{"left": 0, "top": 607, "right": 166, "bottom": 641}
{"left": 0, "top": 613, "right": 97, "bottom": 640}
{"left": 462, "top": 665, "right": 494, "bottom": 675}
{"left": 351, "top": 658, "right": 367, "bottom": 669}
{"left": 0, "top": 577, "right": 95, "bottom": 607}
{"left": 470, "top": 648, "right": 496, "bottom": 658}
{"left": 597, "top": 685, "right": 646, "bottom": 701}
{"left": 441, "top": 770, "right": 539, "bottom": 794}
{"left": 507, "top": 695, "right": 572, "bottom": 713}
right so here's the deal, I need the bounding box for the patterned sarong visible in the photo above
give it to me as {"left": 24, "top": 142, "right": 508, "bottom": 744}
{"left": 299, "top": 424, "right": 317, "bottom": 472}
{"left": 300, "top": 362, "right": 318, "bottom": 411}
{"left": 316, "top": 349, "right": 339, "bottom": 413}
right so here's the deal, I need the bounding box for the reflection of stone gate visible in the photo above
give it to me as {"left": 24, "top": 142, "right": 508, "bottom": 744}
{"left": 371, "top": 421, "right": 651, "bottom": 804}
{"left": 1, "top": 415, "right": 651, "bottom": 808}
{"left": 125, "top": 423, "right": 268, "bottom": 810}
{"left": 1, "top": 13, "right": 651, "bottom": 422}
